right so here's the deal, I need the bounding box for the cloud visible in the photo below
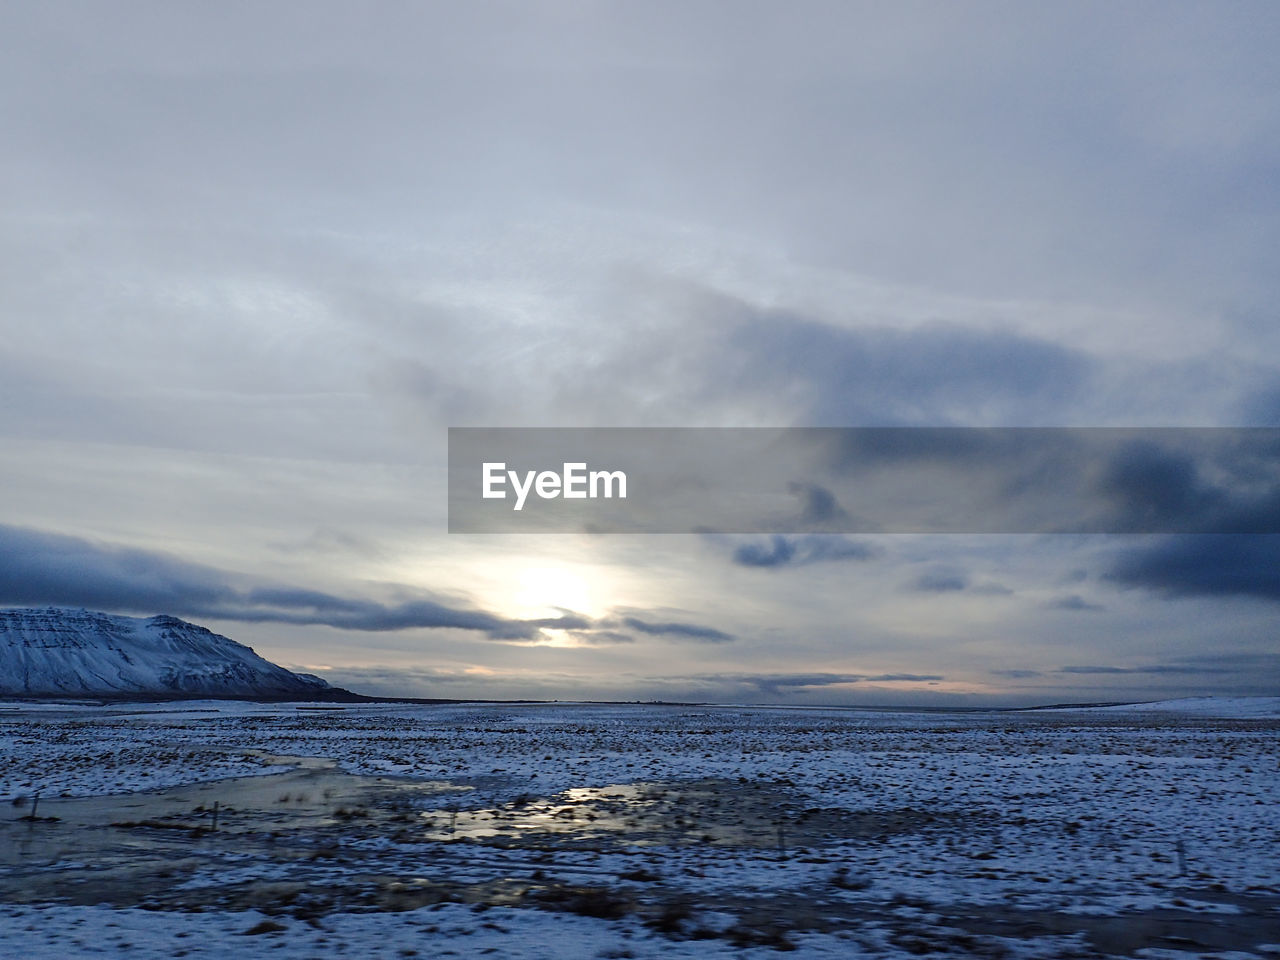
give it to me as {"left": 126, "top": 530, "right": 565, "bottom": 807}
{"left": 913, "top": 569, "right": 969, "bottom": 593}
{"left": 565, "top": 630, "right": 635, "bottom": 646}
{"left": 970, "top": 582, "right": 1014, "bottom": 596}
{"left": 1176, "top": 652, "right": 1280, "bottom": 673}
{"left": 0, "top": 523, "right": 721, "bottom": 644}
{"left": 734, "top": 672, "right": 944, "bottom": 695}
{"left": 0, "top": 524, "right": 530, "bottom": 634}
{"left": 901, "top": 565, "right": 1012, "bottom": 595}
{"left": 1106, "top": 534, "right": 1280, "bottom": 601}
{"left": 1093, "top": 441, "right": 1227, "bottom": 532}
{"left": 470, "top": 425, "right": 1280, "bottom": 536}
{"left": 305, "top": 665, "right": 947, "bottom": 703}
{"left": 785, "top": 481, "right": 850, "bottom": 528}
{"left": 1057, "top": 663, "right": 1228, "bottom": 676}
{"left": 729, "top": 534, "right": 879, "bottom": 569}
{"left": 619, "top": 617, "right": 734, "bottom": 644}
{"left": 1092, "top": 436, "right": 1280, "bottom": 535}
{"left": 720, "top": 315, "right": 1094, "bottom": 427}
{"left": 1046, "top": 594, "right": 1105, "bottom": 612}
{"left": 482, "top": 613, "right": 596, "bottom": 641}
{"left": 0, "top": 523, "right": 241, "bottom": 615}
{"left": 304, "top": 650, "right": 1280, "bottom": 702}
{"left": 809, "top": 427, "right": 1280, "bottom": 534}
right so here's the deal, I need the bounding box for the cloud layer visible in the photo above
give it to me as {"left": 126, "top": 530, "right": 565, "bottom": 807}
{"left": 0, "top": 524, "right": 730, "bottom": 644}
{"left": 2, "top": 4, "right": 1279, "bottom": 702}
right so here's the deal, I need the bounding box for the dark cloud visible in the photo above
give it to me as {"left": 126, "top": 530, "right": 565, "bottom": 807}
{"left": 992, "top": 669, "right": 1043, "bottom": 679}
{"left": 720, "top": 315, "right": 1092, "bottom": 426}
{"left": 453, "top": 424, "right": 1280, "bottom": 535}
{"left": 785, "top": 481, "right": 849, "bottom": 528}
{"left": 1106, "top": 534, "right": 1280, "bottom": 601}
{"left": 736, "top": 672, "right": 944, "bottom": 695}
{"left": 913, "top": 569, "right": 969, "bottom": 593}
{"left": 730, "top": 534, "right": 878, "bottom": 569}
{"left": 901, "top": 565, "right": 1011, "bottom": 595}
{"left": 732, "top": 537, "right": 797, "bottom": 568}
{"left": 217, "top": 598, "right": 513, "bottom": 634}
{"left": 1092, "top": 436, "right": 1280, "bottom": 535}
{"left": 1057, "top": 663, "right": 1228, "bottom": 676}
{"left": 619, "top": 617, "right": 734, "bottom": 644}
{"left": 483, "top": 613, "right": 596, "bottom": 640}
{"left": 1175, "top": 651, "right": 1280, "bottom": 674}
{"left": 1094, "top": 441, "right": 1227, "bottom": 532}
{"left": 565, "top": 630, "right": 635, "bottom": 646}
{"left": 0, "top": 523, "right": 239, "bottom": 615}
{"left": 812, "top": 427, "right": 1280, "bottom": 535}
{"left": 1046, "top": 594, "right": 1105, "bottom": 611}
{"left": 866, "top": 673, "right": 943, "bottom": 683}
{"left": 0, "top": 526, "right": 527, "bottom": 634}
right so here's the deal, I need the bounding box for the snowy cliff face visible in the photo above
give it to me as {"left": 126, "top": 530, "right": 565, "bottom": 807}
{"left": 0, "top": 608, "right": 331, "bottom": 698}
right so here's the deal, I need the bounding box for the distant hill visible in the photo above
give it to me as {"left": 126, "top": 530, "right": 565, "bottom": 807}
{"left": 0, "top": 607, "right": 354, "bottom": 700}
{"left": 1091, "top": 696, "right": 1280, "bottom": 718}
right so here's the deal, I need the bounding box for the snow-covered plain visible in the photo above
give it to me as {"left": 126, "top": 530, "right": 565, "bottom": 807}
{"left": 0, "top": 698, "right": 1276, "bottom": 958}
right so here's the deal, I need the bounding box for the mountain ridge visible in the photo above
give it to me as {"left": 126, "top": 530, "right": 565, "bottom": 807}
{"left": 0, "top": 607, "right": 357, "bottom": 700}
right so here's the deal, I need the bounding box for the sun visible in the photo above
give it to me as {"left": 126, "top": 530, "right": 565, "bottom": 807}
{"left": 510, "top": 565, "right": 595, "bottom": 620}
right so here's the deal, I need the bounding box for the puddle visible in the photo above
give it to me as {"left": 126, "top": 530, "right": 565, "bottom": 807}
{"left": 0, "top": 752, "right": 468, "bottom": 879}
{"left": 0, "top": 763, "right": 951, "bottom": 907}
{"left": 4, "top": 752, "right": 462, "bottom": 833}
{"left": 419, "top": 779, "right": 950, "bottom": 849}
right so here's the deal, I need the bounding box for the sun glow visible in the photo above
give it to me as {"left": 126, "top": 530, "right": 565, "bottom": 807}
{"left": 509, "top": 565, "right": 597, "bottom": 620}
{"left": 530, "top": 629, "right": 580, "bottom": 648}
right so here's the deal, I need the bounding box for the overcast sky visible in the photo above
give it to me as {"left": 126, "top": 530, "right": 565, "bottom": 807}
{"left": 2, "top": 1, "right": 1278, "bottom": 705}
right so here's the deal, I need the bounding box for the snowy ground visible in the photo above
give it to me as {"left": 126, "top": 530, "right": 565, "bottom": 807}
{"left": 0, "top": 698, "right": 1277, "bottom": 958}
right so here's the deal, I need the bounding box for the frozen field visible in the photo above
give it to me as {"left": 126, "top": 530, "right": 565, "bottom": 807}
{"left": 0, "top": 698, "right": 1277, "bottom": 958}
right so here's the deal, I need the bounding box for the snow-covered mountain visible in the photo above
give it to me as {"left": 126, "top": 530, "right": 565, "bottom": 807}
{"left": 0, "top": 607, "right": 336, "bottom": 699}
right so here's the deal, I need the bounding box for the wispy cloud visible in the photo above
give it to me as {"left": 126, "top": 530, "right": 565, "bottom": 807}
{"left": 733, "top": 672, "right": 943, "bottom": 695}
{"left": 728, "top": 534, "right": 879, "bottom": 569}
{"left": 619, "top": 617, "right": 734, "bottom": 644}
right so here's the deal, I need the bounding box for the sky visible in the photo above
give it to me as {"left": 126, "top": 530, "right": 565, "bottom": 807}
{"left": 1, "top": 1, "right": 1278, "bottom": 706}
